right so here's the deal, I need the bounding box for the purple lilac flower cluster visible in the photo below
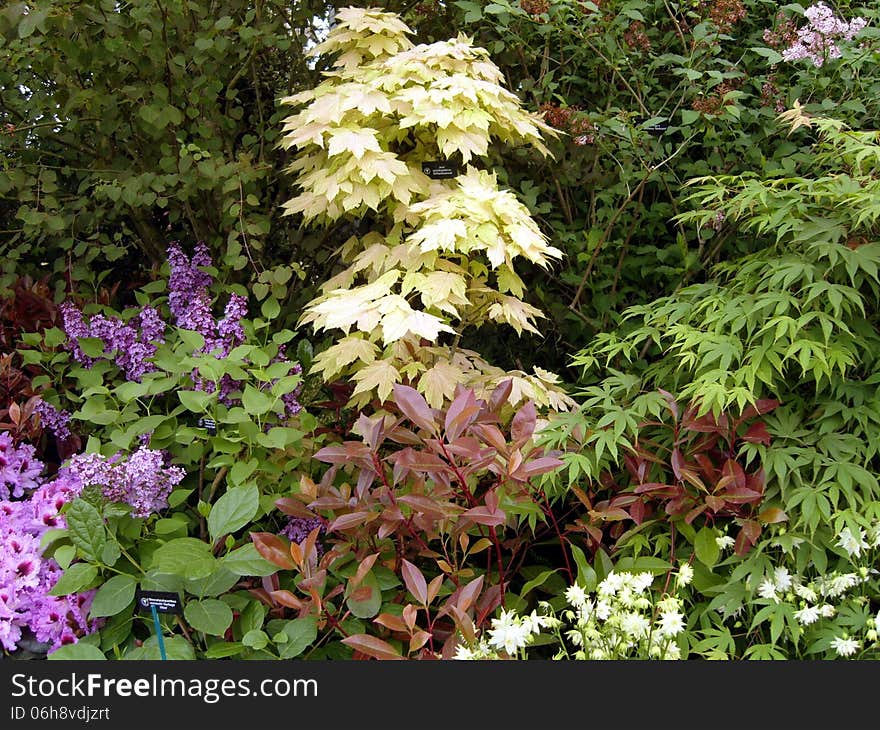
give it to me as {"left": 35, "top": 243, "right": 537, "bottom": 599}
{"left": 33, "top": 399, "right": 72, "bottom": 441}
{"left": 66, "top": 446, "right": 186, "bottom": 519}
{"left": 0, "top": 441, "right": 97, "bottom": 652}
{"left": 280, "top": 516, "right": 325, "bottom": 555}
{"left": 0, "top": 432, "right": 42, "bottom": 501}
{"left": 59, "top": 301, "right": 166, "bottom": 382}
{"left": 778, "top": 2, "right": 867, "bottom": 67}
{"left": 167, "top": 243, "right": 247, "bottom": 360}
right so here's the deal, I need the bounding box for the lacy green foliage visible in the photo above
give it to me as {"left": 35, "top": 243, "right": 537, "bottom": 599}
{"left": 281, "top": 7, "right": 574, "bottom": 411}
{"left": 22, "top": 269, "right": 320, "bottom": 659}
{"left": 253, "top": 381, "right": 568, "bottom": 658}
{"left": 450, "top": 0, "right": 880, "bottom": 374}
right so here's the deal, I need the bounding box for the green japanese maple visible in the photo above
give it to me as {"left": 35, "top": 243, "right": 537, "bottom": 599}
{"left": 280, "top": 7, "right": 574, "bottom": 410}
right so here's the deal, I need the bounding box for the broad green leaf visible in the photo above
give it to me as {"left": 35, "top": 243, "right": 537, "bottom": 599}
{"left": 90, "top": 574, "right": 137, "bottom": 618}
{"left": 66, "top": 499, "right": 108, "bottom": 563}
{"left": 694, "top": 527, "right": 721, "bottom": 568}
{"left": 49, "top": 563, "right": 98, "bottom": 596}
{"left": 185, "top": 599, "right": 234, "bottom": 636}
{"left": 277, "top": 616, "right": 318, "bottom": 659}
{"left": 208, "top": 485, "right": 260, "bottom": 541}
{"left": 151, "top": 537, "right": 217, "bottom": 580}
{"left": 48, "top": 643, "right": 106, "bottom": 660}
{"left": 221, "top": 543, "right": 278, "bottom": 577}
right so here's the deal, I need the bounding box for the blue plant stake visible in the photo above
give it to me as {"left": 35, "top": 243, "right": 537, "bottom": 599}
{"left": 151, "top": 604, "right": 168, "bottom": 661}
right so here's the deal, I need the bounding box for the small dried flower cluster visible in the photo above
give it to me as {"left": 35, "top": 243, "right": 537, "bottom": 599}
{"left": 762, "top": 11, "right": 799, "bottom": 49}
{"left": 706, "top": 0, "right": 747, "bottom": 33}
{"left": 779, "top": 2, "right": 867, "bottom": 67}
{"left": 281, "top": 516, "right": 325, "bottom": 554}
{"left": 539, "top": 103, "right": 596, "bottom": 146}
{"left": 691, "top": 80, "right": 740, "bottom": 116}
{"left": 520, "top": 0, "right": 550, "bottom": 18}
{"left": 623, "top": 21, "right": 651, "bottom": 53}
{"left": 0, "top": 439, "right": 97, "bottom": 652}
{"left": 455, "top": 566, "right": 693, "bottom": 660}
{"left": 760, "top": 76, "right": 786, "bottom": 114}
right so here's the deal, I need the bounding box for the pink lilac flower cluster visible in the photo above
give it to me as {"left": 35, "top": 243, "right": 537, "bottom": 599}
{"left": 66, "top": 446, "right": 186, "bottom": 519}
{"left": 0, "top": 442, "right": 97, "bottom": 652}
{"left": 33, "top": 399, "right": 72, "bottom": 441}
{"left": 59, "top": 301, "right": 166, "bottom": 382}
{"left": 0, "top": 432, "right": 42, "bottom": 500}
{"left": 779, "top": 2, "right": 867, "bottom": 67}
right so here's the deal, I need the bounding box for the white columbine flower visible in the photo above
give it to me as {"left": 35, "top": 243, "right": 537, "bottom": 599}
{"left": 620, "top": 611, "right": 650, "bottom": 639}
{"left": 598, "top": 573, "right": 624, "bottom": 596}
{"left": 837, "top": 526, "right": 869, "bottom": 559}
{"left": 595, "top": 599, "right": 612, "bottom": 621}
{"left": 487, "top": 610, "right": 532, "bottom": 655}
{"left": 657, "top": 610, "right": 685, "bottom": 637}
{"left": 677, "top": 562, "right": 694, "bottom": 587}
{"left": 794, "top": 583, "right": 818, "bottom": 603}
{"left": 830, "top": 636, "right": 860, "bottom": 658}
{"left": 716, "top": 535, "right": 735, "bottom": 551}
{"left": 632, "top": 572, "right": 655, "bottom": 593}
{"left": 794, "top": 605, "right": 821, "bottom": 626}
{"left": 565, "top": 584, "right": 587, "bottom": 609}
{"left": 757, "top": 578, "right": 780, "bottom": 602}
{"left": 819, "top": 604, "right": 837, "bottom": 618}
{"left": 773, "top": 567, "right": 792, "bottom": 592}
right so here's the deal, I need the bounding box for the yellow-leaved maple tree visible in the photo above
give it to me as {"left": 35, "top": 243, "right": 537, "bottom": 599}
{"left": 281, "top": 6, "right": 575, "bottom": 410}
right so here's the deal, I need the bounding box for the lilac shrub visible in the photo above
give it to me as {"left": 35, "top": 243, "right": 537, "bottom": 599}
{"left": 33, "top": 399, "right": 72, "bottom": 442}
{"left": 59, "top": 242, "right": 303, "bottom": 419}
{"left": 0, "top": 432, "right": 42, "bottom": 500}
{"left": 776, "top": 2, "right": 868, "bottom": 67}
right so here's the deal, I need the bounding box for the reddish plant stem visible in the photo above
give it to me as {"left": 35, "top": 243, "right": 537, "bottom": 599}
{"left": 370, "top": 453, "right": 432, "bottom": 555}
{"left": 537, "top": 489, "right": 575, "bottom": 584}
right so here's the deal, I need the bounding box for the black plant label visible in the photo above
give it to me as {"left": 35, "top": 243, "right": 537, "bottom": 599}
{"left": 198, "top": 417, "right": 217, "bottom": 435}
{"left": 422, "top": 161, "right": 458, "bottom": 179}
{"left": 134, "top": 589, "right": 183, "bottom": 615}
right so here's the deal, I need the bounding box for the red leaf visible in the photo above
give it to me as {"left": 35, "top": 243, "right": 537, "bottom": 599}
{"left": 741, "top": 399, "right": 780, "bottom": 420}
{"left": 393, "top": 384, "right": 438, "bottom": 435}
{"left": 397, "top": 494, "right": 453, "bottom": 519}
{"left": 757, "top": 507, "right": 788, "bottom": 524}
{"left": 374, "top": 613, "right": 408, "bottom": 633}
{"left": 684, "top": 503, "right": 708, "bottom": 524}
{"left": 445, "top": 389, "right": 480, "bottom": 441}
{"left": 350, "top": 553, "right": 380, "bottom": 590}
{"left": 456, "top": 575, "right": 485, "bottom": 614}
{"left": 487, "top": 379, "right": 513, "bottom": 414}
{"left": 341, "top": 634, "right": 404, "bottom": 660}
{"left": 270, "top": 590, "right": 304, "bottom": 610}
{"left": 510, "top": 400, "right": 536, "bottom": 446}
{"left": 327, "top": 511, "right": 371, "bottom": 532}
{"left": 250, "top": 532, "right": 296, "bottom": 570}
{"left": 510, "top": 455, "right": 564, "bottom": 481}
{"left": 671, "top": 448, "right": 685, "bottom": 481}
{"left": 740, "top": 421, "right": 771, "bottom": 445}
{"left": 314, "top": 443, "right": 372, "bottom": 464}
{"left": 461, "top": 506, "right": 506, "bottom": 528}
{"left": 401, "top": 559, "right": 428, "bottom": 605}
{"left": 274, "top": 497, "right": 316, "bottom": 519}
{"left": 658, "top": 389, "right": 679, "bottom": 421}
